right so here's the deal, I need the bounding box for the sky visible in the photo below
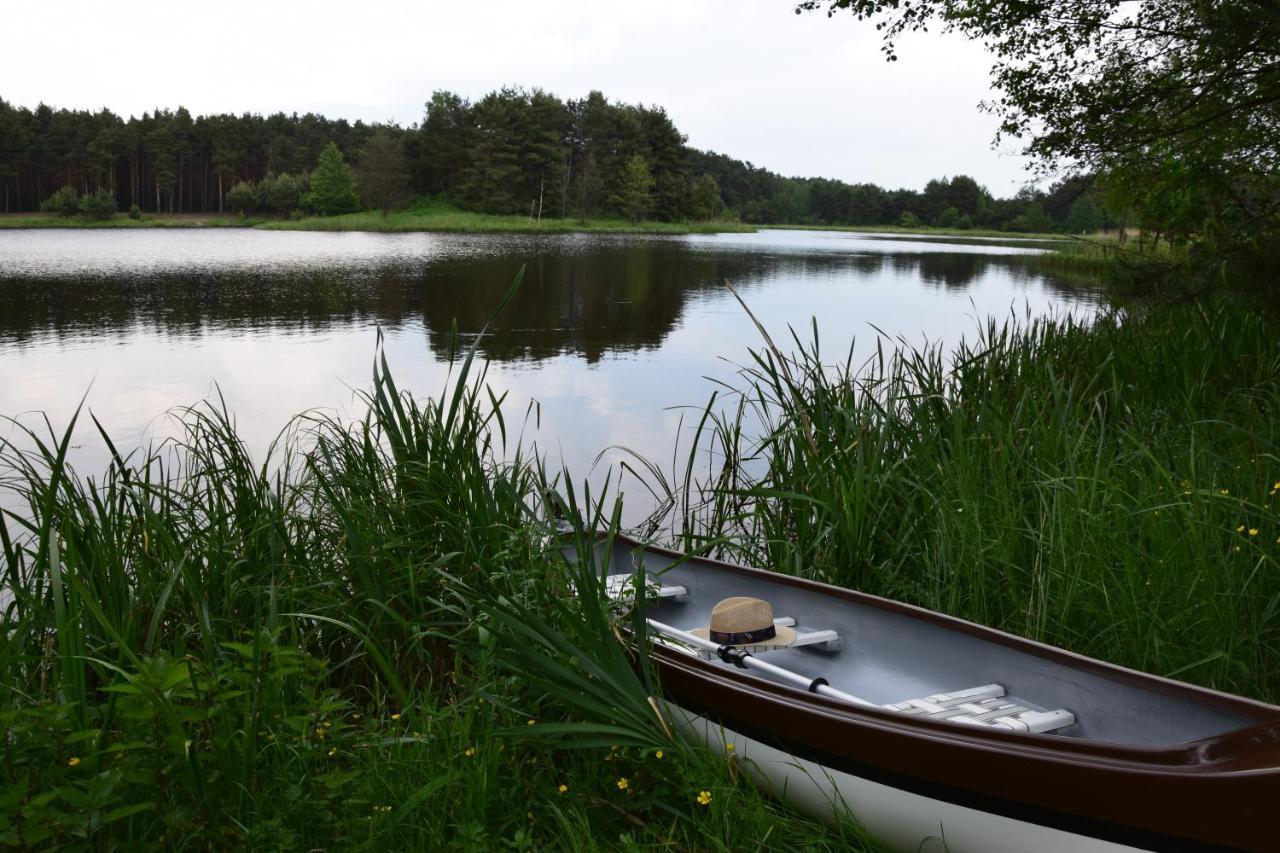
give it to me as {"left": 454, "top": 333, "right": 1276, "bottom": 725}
{"left": 2, "top": 0, "right": 1035, "bottom": 194}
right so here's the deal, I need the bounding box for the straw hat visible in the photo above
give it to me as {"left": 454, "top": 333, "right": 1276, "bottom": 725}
{"left": 692, "top": 596, "right": 796, "bottom": 647}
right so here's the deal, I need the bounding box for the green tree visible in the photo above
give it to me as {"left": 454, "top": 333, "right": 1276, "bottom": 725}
{"left": 691, "top": 174, "right": 723, "bottom": 221}
{"left": 357, "top": 129, "right": 409, "bottom": 217}
{"left": 303, "top": 142, "right": 359, "bottom": 216}
{"left": 39, "top": 185, "right": 79, "bottom": 217}
{"left": 613, "top": 154, "right": 654, "bottom": 222}
{"left": 1064, "top": 195, "right": 1103, "bottom": 234}
{"left": 225, "top": 180, "right": 258, "bottom": 215}
{"left": 801, "top": 0, "right": 1280, "bottom": 274}
{"left": 936, "top": 206, "right": 960, "bottom": 228}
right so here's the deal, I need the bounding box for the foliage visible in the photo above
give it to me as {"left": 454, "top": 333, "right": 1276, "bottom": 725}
{"left": 799, "top": 0, "right": 1280, "bottom": 284}
{"left": 39, "top": 185, "right": 80, "bottom": 217}
{"left": 259, "top": 172, "right": 306, "bottom": 217}
{"left": 4, "top": 93, "right": 1113, "bottom": 233}
{"left": 898, "top": 211, "right": 920, "bottom": 228}
{"left": 691, "top": 174, "right": 724, "bottom": 221}
{"left": 77, "top": 187, "right": 116, "bottom": 220}
{"left": 612, "top": 155, "right": 654, "bottom": 222}
{"left": 304, "top": 142, "right": 359, "bottom": 216}
{"left": 225, "top": 180, "right": 258, "bottom": 215}
{"left": 357, "top": 129, "right": 409, "bottom": 217}
{"left": 127, "top": 203, "right": 141, "bottom": 220}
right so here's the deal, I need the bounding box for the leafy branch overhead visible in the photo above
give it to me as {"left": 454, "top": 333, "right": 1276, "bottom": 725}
{"left": 799, "top": 0, "right": 1280, "bottom": 257}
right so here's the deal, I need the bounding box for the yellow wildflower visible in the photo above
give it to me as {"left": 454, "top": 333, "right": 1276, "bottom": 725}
{"left": 616, "top": 777, "right": 630, "bottom": 791}
{"left": 527, "top": 719, "right": 536, "bottom": 726}
{"left": 352, "top": 713, "right": 362, "bottom": 720}
{"left": 464, "top": 747, "right": 476, "bottom": 757}
{"left": 558, "top": 784, "right": 568, "bottom": 794}
{"left": 1237, "top": 525, "right": 1247, "bottom": 533}
{"left": 390, "top": 713, "right": 401, "bottom": 721}
{"left": 323, "top": 720, "right": 332, "bottom": 728}
{"left": 327, "top": 747, "right": 337, "bottom": 758}
{"left": 655, "top": 750, "right": 664, "bottom": 759}
{"left": 1220, "top": 488, "right": 1230, "bottom": 496}
{"left": 724, "top": 743, "right": 735, "bottom": 752}
{"left": 67, "top": 756, "right": 80, "bottom": 767}
{"left": 697, "top": 790, "right": 712, "bottom": 806}
{"left": 1250, "top": 528, "right": 1259, "bottom": 536}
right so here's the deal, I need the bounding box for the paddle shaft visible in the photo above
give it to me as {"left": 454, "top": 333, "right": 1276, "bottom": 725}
{"left": 646, "top": 618, "right": 876, "bottom": 708}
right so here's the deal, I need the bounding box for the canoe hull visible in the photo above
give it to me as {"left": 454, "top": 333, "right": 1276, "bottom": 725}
{"left": 673, "top": 706, "right": 1140, "bottom": 853}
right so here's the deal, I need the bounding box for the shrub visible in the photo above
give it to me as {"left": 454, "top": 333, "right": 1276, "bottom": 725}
{"left": 259, "top": 172, "right": 304, "bottom": 216}
{"left": 128, "top": 203, "right": 141, "bottom": 220}
{"left": 956, "top": 214, "right": 974, "bottom": 229}
{"left": 935, "top": 206, "right": 961, "bottom": 228}
{"left": 899, "top": 211, "right": 921, "bottom": 228}
{"left": 78, "top": 187, "right": 117, "bottom": 220}
{"left": 39, "top": 186, "right": 80, "bottom": 218}
{"left": 226, "top": 180, "right": 258, "bottom": 216}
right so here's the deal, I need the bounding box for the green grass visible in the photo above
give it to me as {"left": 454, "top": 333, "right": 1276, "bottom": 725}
{"left": 0, "top": 201, "right": 752, "bottom": 235}
{"left": 653, "top": 298, "right": 1280, "bottom": 705}
{"left": 0, "top": 213, "right": 261, "bottom": 229}
{"left": 262, "top": 200, "right": 752, "bottom": 235}
{"left": 0, "top": 276, "right": 863, "bottom": 849}
{"left": 765, "top": 221, "right": 1070, "bottom": 241}
{"left": 3, "top": 261, "right": 1278, "bottom": 846}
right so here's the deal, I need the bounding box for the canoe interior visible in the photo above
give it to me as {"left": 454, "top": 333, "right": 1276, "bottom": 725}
{"left": 591, "top": 536, "right": 1266, "bottom": 748}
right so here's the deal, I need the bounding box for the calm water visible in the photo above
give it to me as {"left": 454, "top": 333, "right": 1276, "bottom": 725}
{"left": 0, "top": 228, "right": 1096, "bottom": 518}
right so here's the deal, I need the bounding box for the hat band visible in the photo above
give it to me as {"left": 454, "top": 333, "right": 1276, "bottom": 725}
{"left": 709, "top": 624, "right": 777, "bottom": 645}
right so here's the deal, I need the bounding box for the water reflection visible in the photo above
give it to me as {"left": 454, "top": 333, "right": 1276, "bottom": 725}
{"left": 0, "top": 238, "right": 1085, "bottom": 362}
{"left": 0, "top": 228, "right": 1098, "bottom": 521}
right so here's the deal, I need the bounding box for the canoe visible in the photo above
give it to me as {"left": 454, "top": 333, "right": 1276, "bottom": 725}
{"left": 569, "top": 531, "right": 1280, "bottom": 852}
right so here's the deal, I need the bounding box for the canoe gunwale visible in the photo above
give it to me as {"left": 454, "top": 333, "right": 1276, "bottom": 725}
{"left": 598, "top": 531, "right": 1280, "bottom": 762}
{"left": 573, "top": 531, "right": 1280, "bottom": 849}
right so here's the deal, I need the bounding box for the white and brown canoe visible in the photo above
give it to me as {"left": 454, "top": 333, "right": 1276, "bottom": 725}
{"left": 570, "top": 532, "right": 1280, "bottom": 852}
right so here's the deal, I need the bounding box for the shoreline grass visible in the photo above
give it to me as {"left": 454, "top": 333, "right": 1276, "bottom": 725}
{"left": 0, "top": 205, "right": 753, "bottom": 236}
{"left": 655, "top": 299, "right": 1279, "bottom": 706}
{"left": 764, "top": 221, "right": 1072, "bottom": 241}
{"left": 2, "top": 268, "right": 1277, "bottom": 846}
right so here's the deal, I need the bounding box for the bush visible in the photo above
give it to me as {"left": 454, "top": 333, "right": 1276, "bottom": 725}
{"left": 935, "top": 206, "right": 961, "bottom": 228}
{"left": 128, "top": 203, "right": 141, "bottom": 220}
{"left": 899, "top": 211, "right": 921, "bottom": 228}
{"left": 39, "top": 186, "right": 80, "bottom": 218}
{"left": 956, "top": 214, "right": 974, "bottom": 229}
{"left": 259, "top": 173, "right": 304, "bottom": 217}
{"left": 78, "top": 188, "right": 117, "bottom": 220}
{"left": 226, "top": 180, "right": 258, "bottom": 216}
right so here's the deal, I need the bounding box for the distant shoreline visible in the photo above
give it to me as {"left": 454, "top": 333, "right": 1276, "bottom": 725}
{"left": 0, "top": 210, "right": 1077, "bottom": 241}
{"left": 0, "top": 210, "right": 754, "bottom": 236}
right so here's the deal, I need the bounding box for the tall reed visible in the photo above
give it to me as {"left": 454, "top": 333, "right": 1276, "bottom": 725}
{"left": 659, "top": 299, "right": 1280, "bottom": 703}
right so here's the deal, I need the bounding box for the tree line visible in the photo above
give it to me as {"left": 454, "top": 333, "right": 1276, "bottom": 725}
{"left": 0, "top": 88, "right": 1111, "bottom": 232}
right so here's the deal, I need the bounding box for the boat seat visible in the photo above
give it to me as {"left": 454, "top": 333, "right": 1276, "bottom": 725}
{"left": 605, "top": 574, "right": 689, "bottom": 603}
{"left": 884, "top": 684, "right": 1075, "bottom": 733}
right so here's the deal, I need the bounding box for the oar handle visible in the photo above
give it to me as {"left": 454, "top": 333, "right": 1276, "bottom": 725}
{"left": 646, "top": 618, "right": 875, "bottom": 708}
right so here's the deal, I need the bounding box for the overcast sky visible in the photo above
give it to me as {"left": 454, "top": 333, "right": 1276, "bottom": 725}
{"left": 3, "top": 0, "right": 1035, "bottom": 194}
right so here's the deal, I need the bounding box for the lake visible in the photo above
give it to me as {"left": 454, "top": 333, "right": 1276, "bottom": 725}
{"left": 0, "top": 228, "right": 1097, "bottom": 520}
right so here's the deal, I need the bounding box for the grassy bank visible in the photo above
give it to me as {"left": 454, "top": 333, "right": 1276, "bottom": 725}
{"left": 0, "top": 323, "right": 855, "bottom": 848}
{"left": 765, "top": 221, "right": 1070, "bottom": 241}
{"left": 3, "top": 284, "right": 1278, "bottom": 847}
{"left": 0, "top": 212, "right": 260, "bottom": 229}
{"left": 0, "top": 203, "right": 751, "bottom": 236}
{"left": 660, "top": 299, "right": 1280, "bottom": 705}
{"left": 262, "top": 203, "right": 752, "bottom": 235}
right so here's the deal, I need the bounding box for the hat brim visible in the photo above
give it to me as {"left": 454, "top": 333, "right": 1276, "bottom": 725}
{"left": 690, "top": 624, "right": 796, "bottom": 648}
